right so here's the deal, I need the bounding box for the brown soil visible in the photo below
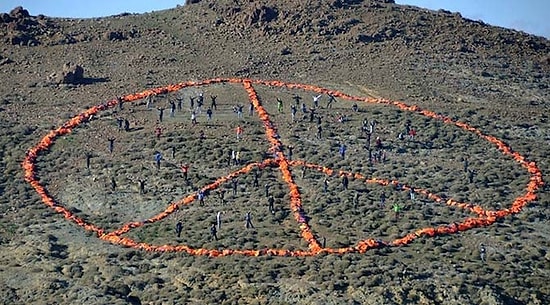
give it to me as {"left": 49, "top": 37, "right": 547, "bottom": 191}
{"left": 0, "top": 0, "right": 549, "bottom": 304}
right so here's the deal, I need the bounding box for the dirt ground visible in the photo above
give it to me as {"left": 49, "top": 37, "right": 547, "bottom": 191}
{"left": 0, "top": 1, "right": 549, "bottom": 304}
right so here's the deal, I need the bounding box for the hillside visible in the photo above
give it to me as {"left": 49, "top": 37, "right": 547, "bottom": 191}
{"left": 0, "top": 1, "right": 549, "bottom": 304}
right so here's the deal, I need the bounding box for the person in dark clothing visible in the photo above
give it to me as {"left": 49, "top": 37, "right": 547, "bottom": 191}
{"left": 468, "top": 169, "right": 475, "bottom": 184}
{"left": 342, "top": 175, "right": 349, "bottom": 190}
{"left": 293, "top": 94, "right": 302, "bottom": 106}
{"left": 117, "top": 96, "right": 124, "bottom": 111}
{"left": 232, "top": 178, "right": 238, "bottom": 196}
{"left": 175, "top": 221, "right": 183, "bottom": 238}
{"left": 169, "top": 100, "right": 176, "bottom": 117}
{"left": 253, "top": 171, "right": 259, "bottom": 188}
{"left": 108, "top": 137, "right": 115, "bottom": 154}
{"left": 268, "top": 195, "right": 275, "bottom": 214}
{"left": 177, "top": 96, "right": 183, "bottom": 111}
{"left": 380, "top": 192, "right": 386, "bottom": 208}
{"left": 327, "top": 94, "right": 336, "bottom": 109}
{"left": 245, "top": 212, "right": 254, "bottom": 229}
{"left": 116, "top": 117, "right": 124, "bottom": 131}
{"left": 309, "top": 109, "right": 315, "bottom": 123}
{"left": 210, "top": 95, "right": 217, "bottom": 110}
{"left": 219, "top": 189, "right": 226, "bottom": 205}
{"left": 85, "top": 152, "right": 92, "bottom": 169}
{"left": 157, "top": 107, "right": 165, "bottom": 122}
{"left": 124, "top": 119, "right": 130, "bottom": 132}
{"left": 264, "top": 183, "right": 270, "bottom": 197}
{"left": 210, "top": 223, "right": 218, "bottom": 241}
{"left": 138, "top": 179, "right": 146, "bottom": 194}
{"left": 287, "top": 145, "right": 293, "bottom": 161}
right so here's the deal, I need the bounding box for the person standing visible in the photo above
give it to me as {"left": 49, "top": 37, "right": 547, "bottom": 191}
{"left": 312, "top": 94, "right": 322, "bottom": 108}
{"left": 480, "top": 243, "right": 486, "bottom": 262}
{"left": 215, "top": 211, "right": 222, "bottom": 231}
{"left": 342, "top": 175, "right": 349, "bottom": 191}
{"left": 210, "top": 223, "right": 218, "bottom": 241}
{"left": 124, "top": 119, "right": 130, "bottom": 132}
{"left": 380, "top": 192, "right": 386, "bottom": 208}
{"left": 110, "top": 177, "right": 116, "bottom": 191}
{"left": 218, "top": 189, "right": 227, "bottom": 205}
{"left": 169, "top": 100, "right": 176, "bottom": 117}
{"left": 268, "top": 195, "right": 275, "bottom": 214}
{"left": 393, "top": 203, "right": 402, "bottom": 219}
{"left": 253, "top": 171, "right": 259, "bottom": 188}
{"left": 293, "top": 94, "right": 302, "bottom": 107}
{"left": 236, "top": 125, "right": 243, "bottom": 140}
{"left": 154, "top": 152, "right": 162, "bottom": 169}
{"left": 235, "top": 151, "right": 241, "bottom": 166}
{"left": 248, "top": 101, "right": 254, "bottom": 116}
{"left": 231, "top": 150, "right": 236, "bottom": 166}
{"left": 138, "top": 179, "right": 146, "bottom": 194}
{"left": 339, "top": 143, "right": 347, "bottom": 159}
{"left": 196, "top": 93, "right": 204, "bottom": 114}
{"left": 277, "top": 98, "right": 283, "bottom": 113}
{"left": 157, "top": 107, "right": 165, "bottom": 122}
{"left": 245, "top": 212, "right": 254, "bottom": 229}
{"left": 116, "top": 117, "right": 124, "bottom": 131}
{"left": 85, "top": 152, "right": 92, "bottom": 169}
{"left": 117, "top": 96, "right": 124, "bottom": 111}
{"left": 264, "top": 183, "right": 270, "bottom": 197}
{"left": 316, "top": 125, "right": 322, "bottom": 139}
{"left": 327, "top": 94, "right": 336, "bottom": 109}
{"left": 323, "top": 177, "right": 329, "bottom": 193}
{"left": 107, "top": 137, "right": 115, "bottom": 154}
{"left": 191, "top": 111, "right": 197, "bottom": 125}
{"left": 290, "top": 104, "right": 297, "bottom": 122}
{"left": 198, "top": 190, "right": 205, "bottom": 206}
{"left": 237, "top": 105, "right": 244, "bottom": 118}
{"left": 232, "top": 178, "right": 238, "bottom": 196}
{"left": 287, "top": 145, "right": 293, "bottom": 161}
{"left": 177, "top": 95, "right": 183, "bottom": 111}
{"left": 210, "top": 95, "right": 217, "bottom": 110}
{"left": 175, "top": 221, "right": 183, "bottom": 238}
{"left": 155, "top": 126, "right": 163, "bottom": 139}
{"left": 180, "top": 163, "right": 189, "bottom": 180}
{"left": 468, "top": 169, "right": 475, "bottom": 184}
{"left": 146, "top": 95, "right": 153, "bottom": 109}
{"left": 409, "top": 188, "right": 415, "bottom": 201}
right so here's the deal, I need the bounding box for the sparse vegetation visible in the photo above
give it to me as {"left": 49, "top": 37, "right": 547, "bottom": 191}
{"left": 0, "top": 0, "right": 548, "bottom": 304}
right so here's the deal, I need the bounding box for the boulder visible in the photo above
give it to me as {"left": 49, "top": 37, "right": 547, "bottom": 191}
{"left": 55, "top": 63, "right": 85, "bottom": 84}
{"left": 103, "top": 30, "right": 125, "bottom": 41}
{"left": 7, "top": 31, "right": 37, "bottom": 46}
{"left": 0, "top": 13, "right": 12, "bottom": 23}
{"left": 9, "top": 6, "right": 30, "bottom": 19}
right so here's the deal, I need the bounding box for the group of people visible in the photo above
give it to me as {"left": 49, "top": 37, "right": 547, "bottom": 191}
{"left": 174, "top": 210, "right": 256, "bottom": 241}
{"left": 103, "top": 90, "right": 483, "bottom": 250}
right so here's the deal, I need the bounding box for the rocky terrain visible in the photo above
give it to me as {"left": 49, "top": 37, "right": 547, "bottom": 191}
{"left": 0, "top": 0, "right": 549, "bottom": 304}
